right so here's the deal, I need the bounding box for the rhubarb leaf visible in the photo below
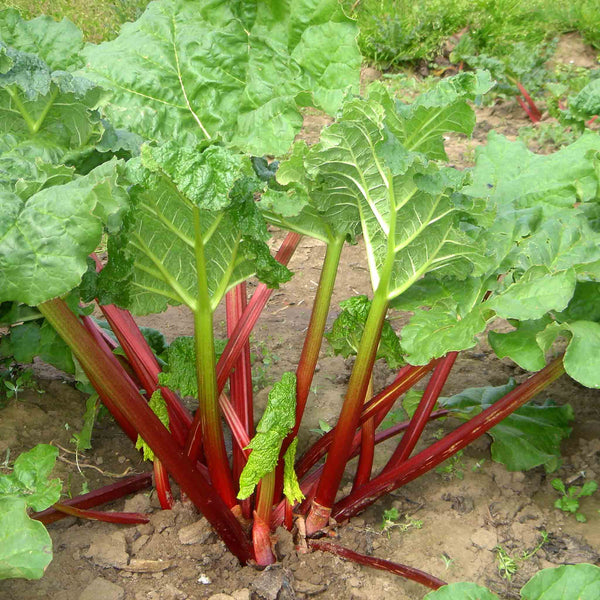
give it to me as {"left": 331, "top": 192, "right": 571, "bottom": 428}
{"left": 440, "top": 382, "right": 573, "bottom": 471}
{"left": 326, "top": 295, "right": 403, "bottom": 369}
{"left": 158, "top": 337, "right": 197, "bottom": 397}
{"left": 369, "top": 70, "right": 493, "bottom": 161}
{"left": 158, "top": 335, "right": 227, "bottom": 397}
{"left": 521, "top": 564, "right": 600, "bottom": 599}
{"left": 0, "top": 159, "right": 127, "bottom": 306}
{"left": 424, "top": 583, "right": 499, "bottom": 599}
{"left": 0, "top": 9, "right": 84, "bottom": 71}
{"left": 488, "top": 318, "right": 552, "bottom": 372}
{"left": 283, "top": 438, "right": 304, "bottom": 505}
{"left": 0, "top": 444, "right": 60, "bottom": 580}
{"left": 488, "top": 267, "right": 577, "bottom": 321}
{"left": 238, "top": 372, "right": 296, "bottom": 500}
{"left": 136, "top": 390, "right": 169, "bottom": 462}
{"left": 82, "top": 0, "right": 360, "bottom": 156}
{"left": 464, "top": 132, "right": 600, "bottom": 210}
{"left": 0, "top": 497, "right": 53, "bottom": 580}
{"left": 0, "top": 444, "right": 61, "bottom": 511}
{"left": 97, "top": 142, "right": 290, "bottom": 315}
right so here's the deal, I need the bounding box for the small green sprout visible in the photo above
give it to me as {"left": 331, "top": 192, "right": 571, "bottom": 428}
{"left": 495, "top": 531, "right": 548, "bottom": 581}
{"left": 552, "top": 478, "right": 598, "bottom": 522}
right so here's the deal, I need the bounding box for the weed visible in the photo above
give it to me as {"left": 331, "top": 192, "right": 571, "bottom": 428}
{"left": 310, "top": 419, "right": 333, "bottom": 436}
{"left": 495, "top": 531, "right": 548, "bottom": 581}
{"left": 380, "top": 507, "right": 423, "bottom": 537}
{"left": 436, "top": 449, "right": 466, "bottom": 480}
{"left": 518, "top": 122, "right": 579, "bottom": 152}
{"left": 552, "top": 477, "right": 598, "bottom": 522}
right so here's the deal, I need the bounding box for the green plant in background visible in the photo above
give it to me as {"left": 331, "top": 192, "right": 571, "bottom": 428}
{"left": 518, "top": 122, "right": 580, "bottom": 152}
{"left": 552, "top": 478, "right": 598, "bottom": 522}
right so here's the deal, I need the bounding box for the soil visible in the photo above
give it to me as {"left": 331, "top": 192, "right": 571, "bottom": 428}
{"left": 2, "top": 38, "right": 600, "bottom": 600}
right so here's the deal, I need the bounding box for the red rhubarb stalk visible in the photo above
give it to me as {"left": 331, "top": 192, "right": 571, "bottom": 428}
{"left": 226, "top": 283, "right": 254, "bottom": 519}
{"left": 309, "top": 540, "right": 446, "bottom": 590}
{"left": 52, "top": 502, "right": 149, "bottom": 524}
{"left": 216, "top": 232, "right": 301, "bottom": 393}
{"left": 38, "top": 297, "right": 253, "bottom": 563}
{"left": 154, "top": 458, "right": 174, "bottom": 509}
{"left": 33, "top": 473, "right": 152, "bottom": 525}
{"left": 185, "top": 232, "right": 301, "bottom": 463}
{"left": 333, "top": 357, "right": 565, "bottom": 521}
{"left": 296, "top": 363, "right": 435, "bottom": 480}
{"left": 384, "top": 352, "right": 457, "bottom": 468}
{"left": 352, "top": 377, "right": 375, "bottom": 490}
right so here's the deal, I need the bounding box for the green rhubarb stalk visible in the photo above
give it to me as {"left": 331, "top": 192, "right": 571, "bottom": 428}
{"left": 275, "top": 236, "right": 344, "bottom": 498}
{"left": 189, "top": 206, "right": 237, "bottom": 508}
{"left": 253, "top": 472, "right": 277, "bottom": 566}
{"left": 306, "top": 281, "right": 390, "bottom": 534}
{"left": 306, "top": 169, "right": 397, "bottom": 534}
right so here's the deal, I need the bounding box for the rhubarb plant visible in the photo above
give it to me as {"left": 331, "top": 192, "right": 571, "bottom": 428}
{"left": 1, "top": 2, "right": 600, "bottom": 592}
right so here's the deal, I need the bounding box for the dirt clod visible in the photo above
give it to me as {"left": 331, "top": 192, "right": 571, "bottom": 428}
{"left": 178, "top": 517, "right": 214, "bottom": 545}
{"left": 84, "top": 531, "right": 129, "bottom": 568}
{"left": 78, "top": 577, "right": 125, "bottom": 600}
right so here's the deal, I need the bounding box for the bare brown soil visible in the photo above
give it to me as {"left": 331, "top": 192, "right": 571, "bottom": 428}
{"left": 1, "top": 38, "right": 600, "bottom": 600}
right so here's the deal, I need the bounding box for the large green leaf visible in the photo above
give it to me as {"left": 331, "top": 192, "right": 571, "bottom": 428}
{"left": 0, "top": 159, "right": 127, "bottom": 305}
{"left": 0, "top": 9, "right": 84, "bottom": 71}
{"left": 521, "top": 564, "right": 600, "bottom": 599}
{"left": 369, "top": 70, "right": 493, "bottom": 161}
{"left": 0, "top": 42, "right": 104, "bottom": 158}
{"left": 440, "top": 382, "right": 573, "bottom": 471}
{"left": 0, "top": 444, "right": 61, "bottom": 580}
{"left": 96, "top": 142, "right": 290, "bottom": 315}
{"left": 464, "top": 132, "right": 600, "bottom": 210}
{"left": 82, "top": 0, "right": 361, "bottom": 156}
{"left": 0, "top": 497, "right": 53, "bottom": 580}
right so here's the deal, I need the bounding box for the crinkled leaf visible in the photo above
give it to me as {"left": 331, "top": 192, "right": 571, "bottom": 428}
{"left": 0, "top": 497, "right": 53, "bottom": 580}
{"left": 283, "top": 438, "right": 304, "bottom": 505}
{"left": 440, "top": 382, "right": 573, "bottom": 471}
{"left": 562, "top": 79, "right": 600, "bottom": 127}
{"left": 136, "top": 390, "right": 169, "bottom": 462}
{"left": 238, "top": 372, "right": 296, "bottom": 500}
{"left": 0, "top": 159, "right": 127, "bottom": 305}
{"left": 82, "top": 0, "right": 360, "bottom": 155}
{"left": 521, "top": 564, "right": 600, "bottom": 599}
{"left": 424, "top": 582, "right": 499, "bottom": 600}
{"left": 97, "top": 143, "right": 289, "bottom": 315}
{"left": 158, "top": 336, "right": 197, "bottom": 397}
{"left": 326, "top": 295, "right": 403, "bottom": 369}
{"left": 158, "top": 335, "right": 226, "bottom": 397}
{"left": 402, "top": 302, "right": 488, "bottom": 365}
{"left": 368, "top": 71, "right": 493, "bottom": 161}
{"left": 0, "top": 9, "right": 84, "bottom": 71}
{"left": 0, "top": 44, "right": 105, "bottom": 155}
